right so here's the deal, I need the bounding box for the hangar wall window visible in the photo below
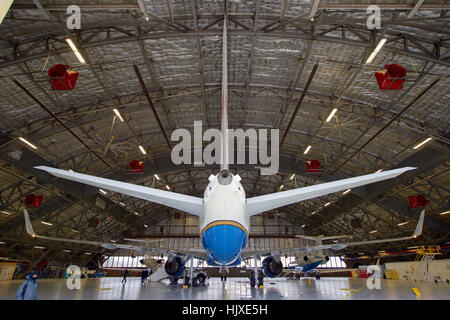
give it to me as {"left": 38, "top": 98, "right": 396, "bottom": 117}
{"left": 317, "top": 256, "right": 347, "bottom": 269}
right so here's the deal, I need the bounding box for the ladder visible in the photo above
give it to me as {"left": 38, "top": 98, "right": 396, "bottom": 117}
{"left": 411, "top": 245, "right": 441, "bottom": 281}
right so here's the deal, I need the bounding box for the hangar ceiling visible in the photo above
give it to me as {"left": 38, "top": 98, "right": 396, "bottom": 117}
{"left": 0, "top": 0, "right": 448, "bottom": 263}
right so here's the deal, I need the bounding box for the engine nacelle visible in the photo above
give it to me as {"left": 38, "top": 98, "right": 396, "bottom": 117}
{"left": 164, "top": 256, "right": 185, "bottom": 278}
{"left": 262, "top": 256, "right": 283, "bottom": 278}
{"left": 320, "top": 256, "right": 330, "bottom": 265}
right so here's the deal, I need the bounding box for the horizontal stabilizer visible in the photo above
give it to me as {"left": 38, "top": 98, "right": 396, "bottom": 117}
{"left": 246, "top": 167, "right": 416, "bottom": 216}
{"left": 35, "top": 166, "right": 204, "bottom": 217}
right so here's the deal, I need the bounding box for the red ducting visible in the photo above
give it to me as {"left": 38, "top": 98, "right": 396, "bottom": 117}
{"left": 374, "top": 64, "right": 406, "bottom": 90}
{"left": 350, "top": 219, "right": 362, "bottom": 229}
{"left": 306, "top": 159, "right": 321, "bottom": 173}
{"left": 24, "top": 194, "right": 43, "bottom": 208}
{"left": 408, "top": 194, "right": 428, "bottom": 208}
{"left": 48, "top": 64, "right": 79, "bottom": 90}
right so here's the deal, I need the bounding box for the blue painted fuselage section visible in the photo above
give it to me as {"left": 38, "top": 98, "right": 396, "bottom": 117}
{"left": 201, "top": 224, "right": 247, "bottom": 266}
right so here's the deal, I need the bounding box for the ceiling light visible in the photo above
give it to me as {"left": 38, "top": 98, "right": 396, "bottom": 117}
{"left": 113, "top": 108, "right": 124, "bottom": 122}
{"left": 110, "top": 240, "right": 117, "bottom": 243}
{"left": 72, "top": 229, "right": 80, "bottom": 233}
{"left": 41, "top": 221, "right": 53, "bottom": 226}
{"left": 119, "top": 202, "right": 125, "bottom": 207}
{"left": 0, "top": 242, "right": 5, "bottom": 245}
{"left": 165, "top": 185, "right": 171, "bottom": 190}
{"left": 154, "top": 174, "right": 160, "bottom": 180}
{"left": 325, "top": 108, "right": 338, "bottom": 122}
{"left": 358, "top": 253, "right": 365, "bottom": 255}
{"left": 366, "top": 38, "right": 387, "bottom": 64}
{"left": 342, "top": 189, "right": 351, "bottom": 195}
{"left": 19, "top": 137, "right": 38, "bottom": 149}
{"left": 324, "top": 202, "right": 331, "bottom": 207}
{"left": 279, "top": 185, "right": 284, "bottom": 190}
{"left": 397, "top": 222, "right": 409, "bottom": 226}
{"left": 63, "top": 249, "right": 71, "bottom": 252}
{"left": 84, "top": 252, "right": 92, "bottom": 255}
{"left": 34, "top": 246, "right": 45, "bottom": 249}
{"left": 375, "top": 169, "right": 382, "bottom": 173}
{"left": 311, "top": 211, "right": 316, "bottom": 215}
{"left": 289, "top": 174, "right": 295, "bottom": 180}
{"left": 139, "top": 145, "right": 147, "bottom": 155}
{"left": 303, "top": 145, "right": 311, "bottom": 154}
{"left": 65, "top": 38, "right": 86, "bottom": 64}
{"left": 144, "top": 224, "right": 148, "bottom": 228}
{"left": 68, "top": 169, "right": 74, "bottom": 172}
{"left": 369, "top": 230, "right": 378, "bottom": 234}
{"left": 440, "top": 210, "right": 450, "bottom": 215}
{"left": 407, "top": 246, "right": 419, "bottom": 249}
{"left": 333, "top": 240, "right": 338, "bottom": 243}
{"left": 378, "top": 250, "right": 386, "bottom": 253}
{"left": 413, "top": 137, "right": 432, "bottom": 150}
{"left": 134, "top": 212, "right": 139, "bottom": 215}
{"left": 301, "top": 224, "right": 306, "bottom": 228}
{"left": 0, "top": 210, "right": 12, "bottom": 215}
{"left": 98, "top": 189, "right": 107, "bottom": 195}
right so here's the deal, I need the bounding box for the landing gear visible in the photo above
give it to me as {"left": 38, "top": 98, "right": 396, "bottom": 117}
{"left": 220, "top": 275, "right": 227, "bottom": 282}
{"left": 169, "top": 277, "right": 178, "bottom": 284}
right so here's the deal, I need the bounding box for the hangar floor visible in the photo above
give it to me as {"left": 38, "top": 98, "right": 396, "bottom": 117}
{"left": 0, "top": 277, "right": 448, "bottom": 300}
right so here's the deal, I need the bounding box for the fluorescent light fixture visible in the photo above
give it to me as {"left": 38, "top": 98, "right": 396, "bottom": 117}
{"left": 407, "top": 246, "right": 419, "bottom": 249}
{"left": 72, "top": 229, "right": 80, "bottom": 233}
{"left": 110, "top": 240, "right": 117, "bottom": 243}
{"left": 301, "top": 224, "right": 306, "bottom": 228}
{"left": 311, "top": 211, "right": 317, "bottom": 215}
{"left": 366, "top": 38, "right": 387, "bottom": 64}
{"left": 113, "top": 108, "right": 124, "bottom": 122}
{"left": 19, "top": 137, "right": 38, "bottom": 149}
{"left": 144, "top": 224, "right": 148, "bottom": 228}
{"left": 98, "top": 189, "right": 107, "bottom": 195}
{"left": 134, "top": 212, "right": 139, "bottom": 215}
{"left": 0, "top": 210, "right": 12, "bottom": 215}
{"left": 375, "top": 169, "right": 383, "bottom": 173}
{"left": 324, "top": 202, "right": 331, "bottom": 207}
{"left": 342, "top": 189, "right": 351, "bottom": 195}
{"left": 325, "top": 108, "right": 337, "bottom": 122}
{"left": 34, "top": 246, "right": 45, "bottom": 249}
{"left": 84, "top": 252, "right": 92, "bottom": 255}
{"left": 0, "top": 241, "right": 5, "bottom": 245}
{"left": 279, "top": 185, "right": 284, "bottom": 190}
{"left": 119, "top": 202, "right": 126, "bottom": 207}
{"left": 0, "top": 1, "right": 14, "bottom": 25}
{"left": 397, "top": 222, "right": 409, "bottom": 226}
{"left": 65, "top": 38, "right": 86, "bottom": 64}
{"left": 440, "top": 210, "right": 450, "bottom": 215}
{"left": 68, "top": 169, "right": 74, "bottom": 172}
{"left": 289, "top": 174, "right": 295, "bottom": 180}
{"left": 139, "top": 145, "right": 147, "bottom": 155}
{"left": 165, "top": 185, "right": 171, "bottom": 190}
{"left": 303, "top": 145, "right": 311, "bottom": 154}
{"left": 413, "top": 137, "right": 432, "bottom": 150}
{"left": 358, "top": 253, "right": 365, "bottom": 255}
{"left": 63, "top": 249, "right": 71, "bottom": 252}
{"left": 154, "top": 174, "right": 160, "bottom": 180}
{"left": 369, "top": 230, "right": 378, "bottom": 234}
{"left": 41, "top": 221, "right": 53, "bottom": 226}
{"left": 378, "top": 250, "right": 386, "bottom": 253}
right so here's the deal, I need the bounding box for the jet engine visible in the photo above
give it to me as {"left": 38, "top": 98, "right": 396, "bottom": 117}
{"left": 262, "top": 256, "right": 283, "bottom": 278}
{"left": 164, "top": 256, "right": 185, "bottom": 278}
{"left": 320, "top": 256, "right": 330, "bottom": 265}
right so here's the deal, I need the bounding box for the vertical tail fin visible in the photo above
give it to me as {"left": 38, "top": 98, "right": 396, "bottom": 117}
{"left": 220, "top": 11, "right": 229, "bottom": 171}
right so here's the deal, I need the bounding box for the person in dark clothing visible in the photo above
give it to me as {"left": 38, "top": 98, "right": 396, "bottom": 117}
{"left": 121, "top": 269, "right": 128, "bottom": 283}
{"left": 141, "top": 269, "right": 148, "bottom": 283}
{"left": 16, "top": 272, "right": 39, "bottom": 300}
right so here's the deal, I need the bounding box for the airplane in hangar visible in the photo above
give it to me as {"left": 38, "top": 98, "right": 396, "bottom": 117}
{"left": 24, "top": 14, "right": 426, "bottom": 287}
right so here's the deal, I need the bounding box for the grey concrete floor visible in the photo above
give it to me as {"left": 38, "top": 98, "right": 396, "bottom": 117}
{"left": 1, "top": 277, "right": 449, "bottom": 300}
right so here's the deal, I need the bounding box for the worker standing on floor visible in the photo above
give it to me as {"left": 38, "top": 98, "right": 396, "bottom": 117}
{"left": 121, "top": 268, "right": 128, "bottom": 283}
{"left": 16, "top": 271, "right": 40, "bottom": 300}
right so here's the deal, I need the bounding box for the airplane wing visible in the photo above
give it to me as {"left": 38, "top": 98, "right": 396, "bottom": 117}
{"left": 241, "top": 210, "right": 425, "bottom": 259}
{"left": 246, "top": 167, "right": 416, "bottom": 216}
{"left": 23, "top": 209, "right": 207, "bottom": 259}
{"left": 35, "top": 166, "right": 203, "bottom": 217}
{"left": 295, "top": 234, "right": 352, "bottom": 241}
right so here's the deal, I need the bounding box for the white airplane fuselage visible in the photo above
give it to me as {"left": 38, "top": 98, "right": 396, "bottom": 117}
{"left": 200, "top": 170, "right": 249, "bottom": 266}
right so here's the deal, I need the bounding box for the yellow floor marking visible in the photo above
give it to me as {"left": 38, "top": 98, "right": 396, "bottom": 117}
{"left": 96, "top": 288, "right": 112, "bottom": 291}
{"left": 341, "top": 286, "right": 365, "bottom": 300}
{"left": 412, "top": 288, "right": 421, "bottom": 296}
{"left": 340, "top": 288, "right": 358, "bottom": 292}
{"left": 224, "top": 288, "right": 228, "bottom": 300}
